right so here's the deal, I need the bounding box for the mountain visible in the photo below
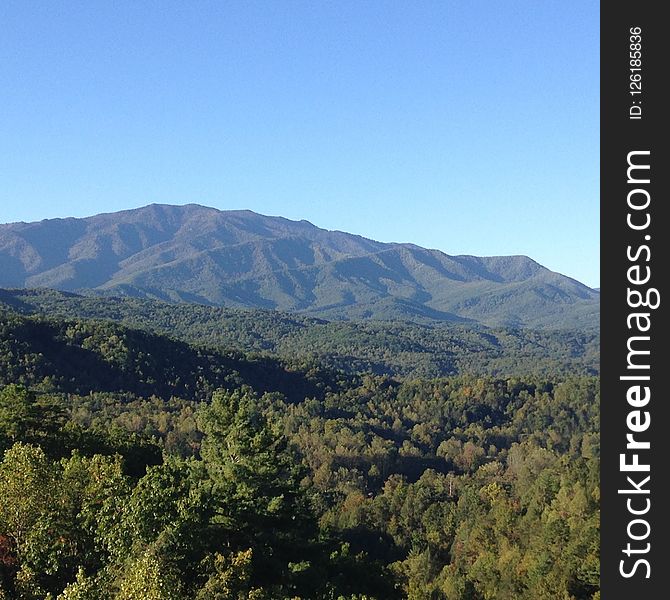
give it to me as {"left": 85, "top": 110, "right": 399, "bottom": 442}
{"left": 0, "top": 204, "right": 599, "bottom": 328}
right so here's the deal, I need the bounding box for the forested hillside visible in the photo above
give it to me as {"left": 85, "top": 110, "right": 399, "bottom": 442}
{"left": 0, "top": 306, "right": 599, "bottom": 599}
{"left": 0, "top": 288, "right": 599, "bottom": 379}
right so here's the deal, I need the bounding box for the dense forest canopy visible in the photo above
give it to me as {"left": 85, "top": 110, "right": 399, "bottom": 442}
{"left": 0, "top": 299, "right": 599, "bottom": 599}
{"left": 0, "top": 288, "right": 599, "bottom": 379}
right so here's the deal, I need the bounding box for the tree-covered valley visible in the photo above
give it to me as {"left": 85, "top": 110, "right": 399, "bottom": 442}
{"left": 0, "top": 297, "right": 599, "bottom": 599}
{"left": 0, "top": 288, "right": 599, "bottom": 380}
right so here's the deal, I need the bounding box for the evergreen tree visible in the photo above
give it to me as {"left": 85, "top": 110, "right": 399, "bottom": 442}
{"left": 197, "top": 387, "right": 319, "bottom": 594}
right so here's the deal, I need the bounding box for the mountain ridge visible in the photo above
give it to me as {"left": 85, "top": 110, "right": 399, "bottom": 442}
{"left": 0, "top": 203, "right": 599, "bottom": 328}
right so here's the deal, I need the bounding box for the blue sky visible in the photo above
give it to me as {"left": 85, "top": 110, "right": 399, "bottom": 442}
{"left": 0, "top": 1, "right": 599, "bottom": 287}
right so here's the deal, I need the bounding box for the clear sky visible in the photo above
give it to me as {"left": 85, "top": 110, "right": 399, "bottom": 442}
{"left": 1, "top": 1, "right": 599, "bottom": 287}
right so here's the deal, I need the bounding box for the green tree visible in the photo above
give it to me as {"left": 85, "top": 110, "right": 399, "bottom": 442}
{"left": 116, "top": 549, "right": 184, "bottom": 600}
{"left": 0, "top": 443, "right": 130, "bottom": 599}
{"left": 197, "top": 388, "right": 318, "bottom": 593}
{"left": 0, "top": 443, "right": 58, "bottom": 598}
{"left": 0, "top": 385, "right": 64, "bottom": 454}
{"left": 195, "top": 549, "right": 265, "bottom": 600}
{"left": 102, "top": 456, "right": 211, "bottom": 594}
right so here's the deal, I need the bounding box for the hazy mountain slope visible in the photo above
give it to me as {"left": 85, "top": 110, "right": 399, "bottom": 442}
{"left": 0, "top": 204, "right": 599, "bottom": 328}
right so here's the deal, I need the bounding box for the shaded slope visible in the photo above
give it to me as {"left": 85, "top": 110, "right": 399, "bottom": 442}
{"left": 0, "top": 288, "right": 599, "bottom": 378}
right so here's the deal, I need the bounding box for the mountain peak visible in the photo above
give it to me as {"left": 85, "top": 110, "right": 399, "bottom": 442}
{"left": 0, "top": 204, "right": 598, "bottom": 328}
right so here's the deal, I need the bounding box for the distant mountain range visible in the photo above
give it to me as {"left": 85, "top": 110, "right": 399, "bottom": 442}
{"left": 0, "top": 204, "right": 599, "bottom": 328}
